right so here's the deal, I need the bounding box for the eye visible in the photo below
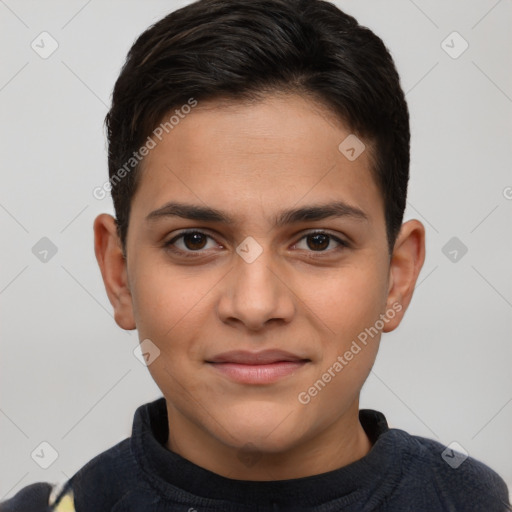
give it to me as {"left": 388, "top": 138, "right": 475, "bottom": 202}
{"left": 165, "top": 230, "right": 221, "bottom": 255}
{"left": 164, "top": 229, "right": 349, "bottom": 258}
{"left": 293, "top": 231, "right": 348, "bottom": 253}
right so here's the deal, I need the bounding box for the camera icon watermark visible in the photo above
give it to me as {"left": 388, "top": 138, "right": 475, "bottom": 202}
{"left": 31, "top": 31, "right": 59, "bottom": 59}
{"left": 32, "top": 237, "right": 58, "bottom": 263}
{"left": 236, "top": 236, "right": 263, "bottom": 264}
{"left": 338, "top": 134, "right": 366, "bottom": 161}
{"left": 31, "top": 441, "right": 59, "bottom": 469}
{"left": 441, "top": 31, "right": 469, "bottom": 59}
{"left": 442, "top": 236, "right": 468, "bottom": 263}
{"left": 133, "top": 339, "right": 161, "bottom": 366}
{"left": 441, "top": 441, "right": 469, "bottom": 469}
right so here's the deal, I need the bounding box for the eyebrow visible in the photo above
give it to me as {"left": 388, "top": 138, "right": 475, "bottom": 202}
{"left": 146, "top": 200, "right": 368, "bottom": 227}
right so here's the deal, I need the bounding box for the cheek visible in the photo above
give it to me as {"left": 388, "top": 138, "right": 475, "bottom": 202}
{"left": 129, "top": 261, "right": 205, "bottom": 340}
{"left": 295, "top": 264, "right": 387, "bottom": 411}
{"left": 129, "top": 260, "right": 231, "bottom": 377}
{"left": 295, "top": 259, "right": 388, "bottom": 341}
{"left": 130, "top": 267, "right": 212, "bottom": 386}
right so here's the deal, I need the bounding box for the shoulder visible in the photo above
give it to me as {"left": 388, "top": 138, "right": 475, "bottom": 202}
{"left": 390, "top": 427, "right": 510, "bottom": 510}
{"left": 0, "top": 481, "right": 75, "bottom": 512}
{"left": 0, "top": 438, "right": 147, "bottom": 512}
{"left": 65, "top": 437, "right": 155, "bottom": 508}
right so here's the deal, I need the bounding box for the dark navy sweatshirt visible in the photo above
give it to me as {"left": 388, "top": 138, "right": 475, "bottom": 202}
{"left": 1, "top": 396, "right": 510, "bottom": 511}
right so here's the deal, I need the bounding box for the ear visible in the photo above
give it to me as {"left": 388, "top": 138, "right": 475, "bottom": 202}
{"left": 93, "top": 214, "right": 136, "bottom": 330}
{"left": 383, "top": 219, "right": 426, "bottom": 332}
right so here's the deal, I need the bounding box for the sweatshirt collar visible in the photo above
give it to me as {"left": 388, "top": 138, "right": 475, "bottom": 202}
{"left": 132, "top": 397, "right": 401, "bottom": 510}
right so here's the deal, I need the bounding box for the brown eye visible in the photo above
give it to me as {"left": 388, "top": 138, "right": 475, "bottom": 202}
{"left": 294, "top": 231, "right": 348, "bottom": 254}
{"left": 165, "top": 230, "right": 218, "bottom": 255}
{"left": 306, "top": 233, "right": 330, "bottom": 251}
{"left": 182, "top": 232, "right": 208, "bottom": 250}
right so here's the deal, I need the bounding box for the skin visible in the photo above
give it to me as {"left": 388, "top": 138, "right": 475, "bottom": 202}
{"left": 94, "top": 92, "right": 425, "bottom": 480}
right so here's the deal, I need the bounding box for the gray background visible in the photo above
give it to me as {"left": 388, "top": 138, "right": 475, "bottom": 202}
{"left": 1, "top": 0, "right": 511, "bottom": 500}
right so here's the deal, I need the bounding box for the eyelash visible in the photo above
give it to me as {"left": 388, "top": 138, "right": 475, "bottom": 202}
{"left": 164, "top": 229, "right": 349, "bottom": 258}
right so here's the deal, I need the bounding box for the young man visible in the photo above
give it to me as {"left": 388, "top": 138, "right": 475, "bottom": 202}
{"left": 2, "top": 0, "right": 509, "bottom": 510}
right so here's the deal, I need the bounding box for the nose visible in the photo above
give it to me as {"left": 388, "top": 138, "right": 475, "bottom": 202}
{"left": 216, "top": 244, "right": 295, "bottom": 331}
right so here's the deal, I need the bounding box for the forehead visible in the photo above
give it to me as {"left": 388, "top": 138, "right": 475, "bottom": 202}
{"left": 130, "top": 93, "right": 382, "bottom": 226}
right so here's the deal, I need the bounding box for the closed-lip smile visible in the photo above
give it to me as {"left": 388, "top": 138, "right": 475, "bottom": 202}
{"left": 206, "top": 349, "right": 310, "bottom": 384}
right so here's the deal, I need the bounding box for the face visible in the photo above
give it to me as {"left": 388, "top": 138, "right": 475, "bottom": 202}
{"left": 95, "top": 92, "right": 424, "bottom": 479}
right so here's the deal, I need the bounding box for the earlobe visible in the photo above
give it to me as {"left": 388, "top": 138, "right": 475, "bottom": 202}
{"left": 383, "top": 219, "right": 426, "bottom": 332}
{"left": 93, "top": 214, "right": 136, "bottom": 331}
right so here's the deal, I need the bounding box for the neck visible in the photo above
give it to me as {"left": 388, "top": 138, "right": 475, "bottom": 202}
{"left": 164, "top": 400, "right": 373, "bottom": 480}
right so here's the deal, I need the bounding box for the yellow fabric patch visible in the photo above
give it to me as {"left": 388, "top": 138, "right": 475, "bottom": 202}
{"left": 52, "top": 490, "right": 75, "bottom": 512}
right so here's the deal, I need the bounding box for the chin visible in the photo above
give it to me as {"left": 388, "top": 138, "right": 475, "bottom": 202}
{"left": 217, "top": 406, "right": 305, "bottom": 452}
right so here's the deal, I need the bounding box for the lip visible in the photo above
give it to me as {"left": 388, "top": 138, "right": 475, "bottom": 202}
{"left": 206, "top": 350, "right": 310, "bottom": 385}
{"left": 207, "top": 349, "right": 308, "bottom": 365}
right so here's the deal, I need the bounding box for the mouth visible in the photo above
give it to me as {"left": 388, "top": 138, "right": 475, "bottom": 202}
{"left": 206, "top": 349, "right": 311, "bottom": 385}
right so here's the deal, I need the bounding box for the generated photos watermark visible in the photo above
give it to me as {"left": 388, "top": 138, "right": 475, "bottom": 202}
{"left": 298, "top": 301, "right": 402, "bottom": 405}
{"left": 93, "top": 98, "right": 198, "bottom": 200}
